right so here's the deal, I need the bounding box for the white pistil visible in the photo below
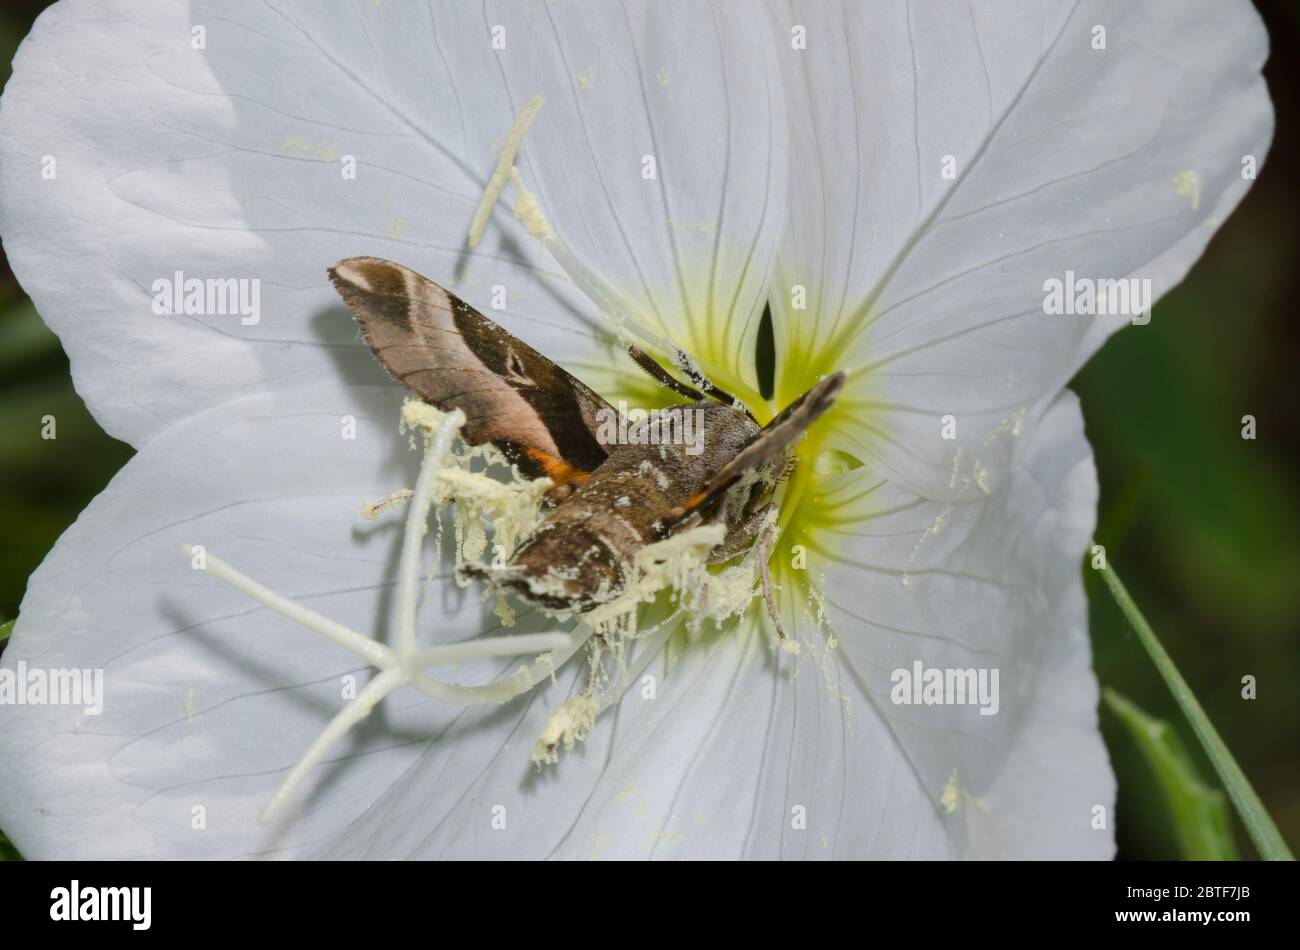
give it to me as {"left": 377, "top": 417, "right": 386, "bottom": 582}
{"left": 258, "top": 666, "right": 405, "bottom": 823}
{"left": 257, "top": 630, "right": 580, "bottom": 823}
{"left": 408, "top": 631, "right": 588, "bottom": 705}
{"left": 407, "top": 631, "right": 572, "bottom": 669}
{"left": 185, "top": 407, "right": 594, "bottom": 822}
{"left": 394, "top": 407, "right": 464, "bottom": 656}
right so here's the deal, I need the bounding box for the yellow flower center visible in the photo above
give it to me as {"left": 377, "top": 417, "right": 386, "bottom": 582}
{"left": 576, "top": 305, "right": 864, "bottom": 642}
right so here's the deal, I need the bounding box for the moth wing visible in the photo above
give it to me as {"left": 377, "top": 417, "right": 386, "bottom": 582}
{"left": 329, "top": 256, "right": 612, "bottom": 483}
{"left": 664, "top": 371, "right": 846, "bottom": 527}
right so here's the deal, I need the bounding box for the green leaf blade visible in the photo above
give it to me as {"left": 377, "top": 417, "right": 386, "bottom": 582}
{"left": 1099, "top": 561, "right": 1294, "bottom": 860}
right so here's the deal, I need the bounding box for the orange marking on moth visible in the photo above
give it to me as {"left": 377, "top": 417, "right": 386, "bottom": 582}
{"left": 525, "top": 448, "right": 591, "bottom": 486}
{"left": 666, "top": 491, "right": 709, "bottom": 522}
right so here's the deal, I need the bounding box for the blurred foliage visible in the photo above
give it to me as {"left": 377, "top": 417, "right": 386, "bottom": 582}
{"left": 0, "top": 291, "right": 135, "bottom": 624}
{"left": 0, "top": 0, "right": 1296, "bottom": 861}
{"left": 1103, "top": 689, "right": 1238, "bottom": 860}
{"left": 0, "top": 828, "right": 20, "bottom": 862}
{"left": 1, "top": 0, "right": 137, "bottom": 627}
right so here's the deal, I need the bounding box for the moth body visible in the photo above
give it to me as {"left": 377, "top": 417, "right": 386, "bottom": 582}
{"left": 469, "top": 402, "right": 763, "bottom": 611}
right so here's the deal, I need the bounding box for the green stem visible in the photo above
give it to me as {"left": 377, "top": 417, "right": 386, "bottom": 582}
{"left": 1099, "top": 560, "right": 1293, "bottom": 860}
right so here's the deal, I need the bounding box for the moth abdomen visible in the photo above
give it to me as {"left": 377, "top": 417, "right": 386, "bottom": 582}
{"left": 491, "top": 518, "right": 634, "bottom": 611}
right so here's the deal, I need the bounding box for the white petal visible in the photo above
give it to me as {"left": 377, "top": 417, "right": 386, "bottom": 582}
{"left": 0, "top": 1, "right": 784, "bottom": 446}
{"left": 497, "top": 1, "right": 789, "bottom": 397}
{"left": 327, "top": 620, "right": 958, "bottom": 859}
{"left": 767, "top": 0, "right": 1271, "bottom": 499}
{"left": 815, "top": 391, "right": 1113, "bottom": 857}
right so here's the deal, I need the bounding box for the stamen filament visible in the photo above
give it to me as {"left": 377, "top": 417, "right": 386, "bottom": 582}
{"left": 467, "top": 94, "right": 544, "bottom": 248}
{"left": 394, "top": 408, "right": 464, "bottom": 656}
{"left": 503, "top": 166, "right": 771, "bottom": 413}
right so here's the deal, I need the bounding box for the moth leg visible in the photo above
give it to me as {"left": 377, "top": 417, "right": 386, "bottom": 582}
{"left": 756, "top": 519, "right": 788, "bottom": 642}
{"left": 543, "top": 481, "right": 575, "bottom": 505}
{"left": 705, "top": 502, "right": 790, "bottom": 641}
{"left": 707, "top": 502, "right": 773, "bottom": 565}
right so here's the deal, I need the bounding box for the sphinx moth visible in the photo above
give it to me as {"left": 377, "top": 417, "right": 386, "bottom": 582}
{"left": 329, "top": 256, "right": 842, "bottom": 616}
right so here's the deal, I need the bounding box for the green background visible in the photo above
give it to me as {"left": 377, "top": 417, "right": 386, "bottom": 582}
{"left": 1, "top": 0, "right": 1297, "bottom": 860}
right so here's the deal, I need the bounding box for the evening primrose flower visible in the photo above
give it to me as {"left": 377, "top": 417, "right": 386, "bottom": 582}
{"left": 0, "top": 0, "right": 1271, "bottom": 859}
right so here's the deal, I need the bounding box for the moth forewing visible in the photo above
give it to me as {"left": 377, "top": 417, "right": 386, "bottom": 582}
{"left": 328, "top": 255, "right": 611, "bottom": 486}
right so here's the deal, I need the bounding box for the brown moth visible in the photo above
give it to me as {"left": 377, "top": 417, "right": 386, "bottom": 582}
{"left": 328, "top": 256, "right": 843, "bottom": 616}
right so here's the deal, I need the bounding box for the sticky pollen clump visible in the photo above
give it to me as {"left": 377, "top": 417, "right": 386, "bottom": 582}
{"left": 593, "top": 474, "right": 776, "bottom": 648}
{"left": 391, "top": 399, "right": 771, "bottom": 771}
{"left": 362, "top": 489, "right": 413, "bottom": 520}
{"left": 583, "top": 524, "right": 726, "bottom": 638}
{"left": 520, "top": 522, "right": 768, "bottom": 769}
{"left": 510, "top": 167, "right": 552, "bottom": 242}
{"left": 532, "top": 695, "right": 599, "bottom": 766}
{"left": 637, "top": 458, "right": 671, "bottom": 491}
{"left": 587, "top": 524, "right": 761, "bottom": 661}
{"left": 393, "top": 398, "right": 553, "bottom": 587}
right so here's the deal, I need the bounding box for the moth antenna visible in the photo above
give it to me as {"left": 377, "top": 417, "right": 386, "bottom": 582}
{"left": 625, "top": 345, "right": 706, "bottom": 401}
{"left": 757, "top": 522, "right": 788, "bottom": 642}
{"left": 625, "top": 339, "right": 752, "bottom": 419}
{"left": 669, "top": 349, "right": 756, "bottom": 421}
{"left": 769, "top": 467, "right": 795, "bottom": 489}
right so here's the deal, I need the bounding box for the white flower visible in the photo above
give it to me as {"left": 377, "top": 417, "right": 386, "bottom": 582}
{"left": 0, "top": 0, "right": 1270, "bottom": 859}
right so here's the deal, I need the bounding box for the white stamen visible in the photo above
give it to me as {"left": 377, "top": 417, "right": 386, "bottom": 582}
{"left": 362, "top": 489, "right": 412, "bottom": 520}
{"left": 467, "top": 94, "right": 545, "bottom": 248}
{"left": 532, "top": 695, "right": 598, "bottom": 766}
{"left": 468, "top": 93, "right": 683, "bottom": 367}
{"left": 468, "top": 114, "right": 710, "bottom": 388}
{"left": 509, "top": 167, "right": 551, "bottom": 242}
